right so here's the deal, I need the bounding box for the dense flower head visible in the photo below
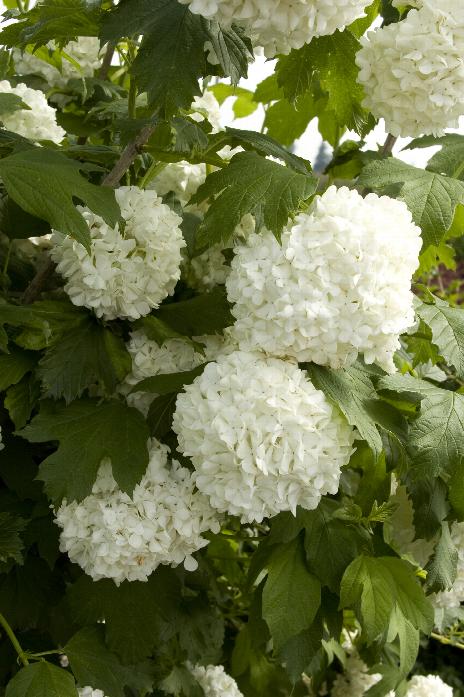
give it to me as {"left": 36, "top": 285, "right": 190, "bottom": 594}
{"left": 356, "top": 1, "right": 464, "bottom": 137}
{"left": 55, "top": 438, "right": 221, "bottom": 584}
{"left": 178, "top": 0, "right": 370, "bottom": 57}
{"left": 50, "top": 186, "right": 185, "bottom": 321}
{"left": 78, "top": 688, "right": 106, "bottom": 697}
{"left": 121, "top": 331, "right": 228, "bottom": 416}
{"left": 433, "top": 521, "right": 464, "bottom": 610}
{"left": 226, "top": 186, "right": 421, "bottom": 372}
{"left": 13, "top": 38, "right": 101, "bottom": 89}
{"left": 173, "top": 350, "right": 354, "bottom": 523}
{"left": 190, "top": 664, "right": 243, "bottom": 697}
{"left": 405, "top": 675, "right": 453, "bottom": 697}
{"left": 0, "top": 80, "right": 65, "bottom": 143}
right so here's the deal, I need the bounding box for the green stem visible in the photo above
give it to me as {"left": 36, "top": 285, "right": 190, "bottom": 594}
{"left": 27, "top": 649, "right": 63, "bottom": 659}
{"left": 0, "top": 612, "right": 29, "bottom": 666}
{"left": 139, "top": 160, "right": 167, "bottom": 189}
{"left": 431, "top": 632, "right": 464, "bottom": 650}
{"left": 2, "top": 240, "right": 12, "bottom": 290}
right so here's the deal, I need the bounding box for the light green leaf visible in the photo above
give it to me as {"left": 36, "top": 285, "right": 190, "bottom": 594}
{"left": 358, "top": 158, "right": 464, "bottom": 248}
{"left": 20, "top": 399, "right": 150, "bottom": 503}
{"left": 425, "top": 522, "right": 458, "bottom": 593}
{"left": 416, "top": 295, "right": 464, "bottom": 378}
{"left": 262, "top": 537, "right": 321, "bottom": 652}
{"left": 406, "top": 133, "right": 464, "bottom": 179}
{"left": 5, "top": 662, "right": 78, "bottom": 697}
{"left": 264, "top": 94, "right": 316, "bottom": 147}
{"left": 0, "top": 149, "right": 120, "bottom": 251}
{"left": 192, "top": 151, "right": 317, "bottom": 248}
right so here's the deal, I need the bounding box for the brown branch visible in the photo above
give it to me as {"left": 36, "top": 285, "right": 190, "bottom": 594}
{"left": 381, "top": 133, "right": 397, "bottom": 158}
{"left": 21, "top": 256, "right": 56, "bottom": 305}
{"left": 102, "top": 123, "right": 156, "bottom": 188}
{"left": 98, "top": 42, "right": 115, "bottom": 81}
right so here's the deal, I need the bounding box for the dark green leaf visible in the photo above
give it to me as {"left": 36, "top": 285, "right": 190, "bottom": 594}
{"left": 20, "top": 399, "right": 149, "bottom": 503}
{"left": 0, "top": 349, "right": 36, "bottom": 392}
{"left": 0, "top": 93, "right": 30, "bottom": 115}
{"left": 0, "top": 300, "right": 86, "bottom": 351}
{"left": 416, "top": 295, "right": 464, "bottom": 378}
{"left": 131, "top": 363, "right": 207, "bottom": 395}
{"left": 203, "top": 21, "right": 252, "bottom": 85}
{"left": 0, "top": 149, "right": 120, "bottom": 251}
{"left": 358, "top": 158, "right": 464, "bottom": 248}
{"left": 155, "top": 288, "right": 234, "bottom": 335}
{"left": 147, "top": 392, "right": 178, "bottom": 439}
{"left": 65, "top": 626, "right": 153, "bottom": 697}
{"left": 37, "top": 319, "right": 131, "bottom": 403}
{"left": 192, "top": 151, "right": 317, "bottom": 247}
{"left": 0, "top": 512, "right": 25, "bottom": 564}
{"left": 5, "top": 662, "right": 78, "bottom": 697}
{"left": 262, "top": 537, "right": 321, "bottom": 652}
{"left": 4, "top": 374, "right": 40, "bottom": 429}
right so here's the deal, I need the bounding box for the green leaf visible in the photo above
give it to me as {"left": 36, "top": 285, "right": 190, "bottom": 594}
{"left": 147, "top": 392, "right": 178, "bottom": 439}
{"left": 276, "top": 30, "right": 368, "bottom": 133}
{"left": 0, "top": 149, "right": 120, "bottom": 251}
{"left": 405, "top": 133, "right": 464, "bottom": 180}
{"left": 20, "top": 399, "right": 150, "bottom": 503}
{"left": 358, "top": 158, "right": 464, "bottom": 248}
{"left": 66, "top": 569, "right": 181, "bottom": 663}
{"left": 5, "top": 662, "right": 78, "bottom": 697}
{"left": 449, "top": 460, "right": 464, "bottom": 519}
{"left": 0, "top": 196, "right": 50, "bottom": 241}
{"left": 155, "top": 288, "right": 234, "bottom": 336}
{"left": 4, "top": 375, "right": 40, "bottom": 429}
{"left": 416, "top": 296, "right": 464, "bottom": 379}
{"left": 340, "top": 555, "right": 433, "bottom": 641}
{"left": 192, "top": 151, "right": 317, "bottom": 248}
{"left": 306, "top": 363, "right": 383, "bottom": 457}
{"left": 279, "top": 625, "right": 323, "bottom": 683}
{"left": 379, "top": 374, "right": 464, "bottom": 477}
{"left": 348, "top": 0, "right": 380, "bottom": 38}
{"left": 220, "top": 128, "right": 311, "bottom": 173}
{"left": 0, "top": 300, "right": 87, "bottom": 351}
{"left": 65, "top": 626, "right": 153, "bottom": 697}
{"left": 425, "top": 522, "right": 458, "bottom": 593}
{"left": 203, "top": 21, "right": 252, "bottom": 85}
{"left": 264, "top": 94, "right": 316, "bottom": 148}
{"left": 0, "top": 93, "right": 31, "bottom": 115}
{"left": 37, "top": 319, "right": 131, "bottom": 403}
{"left": 0, "top": 0, "right": 100, "bottom": 48}
{"left": 301, "top": 500, "right": 372, "bottom": 592}
{"left": 0, "top": 512, "right": 26, "bottom": 564}
{"left": 262, "top": 537, "right": 321, "bottom": 652}
{"left": 406, "top": 476, "right": 449, "bottom": 540}
{"left": 160, "top": 666, "right": 203, "bottom": 697}
{"left": 0, "top": 349, "right": 36, "bottom": 392}
{"left": 131, "top": 363, "right": 207, "bottom": 396}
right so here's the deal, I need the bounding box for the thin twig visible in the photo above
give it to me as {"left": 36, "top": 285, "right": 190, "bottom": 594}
{"left": 21, "top": 256, "right": 55, "bottom": 305}
{"left": 381, "top": 133, "right": 397, "bottom": 158}
{"left": 98, "top": 42, "right": 115, "bottom": 81}
{"left": 431, "top": 632, "right": 464, "bottom": 650}
{"left": 102, "top": 123, "right": 156, "bottom": 188}
{"left": 0, "top": 611, "right": 29, "bottom": 667}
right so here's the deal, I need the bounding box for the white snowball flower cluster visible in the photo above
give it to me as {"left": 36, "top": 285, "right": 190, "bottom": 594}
{"left": 78, "top": 688, "right": 106, "bottom": 697}
{"left": 356, "top": 1, "right": 464, "bottom": 137}
{"left": 227, "top": 186, "right": 421, "bottom": 372}
{"left": 121, "top": 331, "right": 224, "bottom": 416}
{"left": 190, "top": 664, "right": 243, "bottom": 697}
{"left": 178, "top": 0, "right": 370, "bottom": 57}
{"left": 13, "top": 38, "right": 101, "bottom": 89}
{"left": 433, "top": 521, "right": 464, "bottom": 610}
{"left": 50, "top": 186, "right": 185, "bottom": 321}
{"left": 0, "top": 81, "right": 65, "bottom": 143}
{"left": 173, "top": 350, "right": 354, "bottom": 523}
{"left": 191, "top": 91, "right": 222, "bottom": 133}
{"left": 55, "top": 439, "right": 221, "bottom": 584}
{"left": 405, "top": 675, "right": 453, "bottom": 697}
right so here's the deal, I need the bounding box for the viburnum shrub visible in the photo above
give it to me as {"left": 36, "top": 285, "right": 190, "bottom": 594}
{"left": 3, "top": 0, "right": 464, "bottom": 696}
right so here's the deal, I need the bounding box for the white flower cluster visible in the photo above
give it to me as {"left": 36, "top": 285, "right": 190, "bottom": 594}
{"left": 178, "top": 0, "right": 370, "bottom": 57}
{"left": 227, "top": 186, "right": 421, "bottom": 372}
{"left": 357, "top": 0, "right": 464, "bottom": 137}
{"left": 121, "top": 331, "right": 226, "bottom": 416}
{"left": 13, "top": 38, "right": 101, "bottom": 89}
{"left": 190, "top": 664, "right": 243, "bottom": 697}
{"left": 55, "top": 439, "right": 221, "bottom": 584}
{"left": 78, "top": 688, "right": 106, "bottom": 697}
{"left": 433, "top": 521, "right": 464, "bottom": 610}
{"left": 50, "top": 186, "right": 185, "bottom": 321}
{"left": 0, "top": 81, "right": 65, "bottom": 143}
{"left": 173, "top": 350, "right": 354, "bottom": 523}
{"left": 404, "top": 675, "right": 453, "bottom": 697}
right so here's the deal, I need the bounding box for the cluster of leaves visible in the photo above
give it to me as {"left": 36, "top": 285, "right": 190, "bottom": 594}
{"left": 0, "top": 0, "right": 463, "bottom": 696}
